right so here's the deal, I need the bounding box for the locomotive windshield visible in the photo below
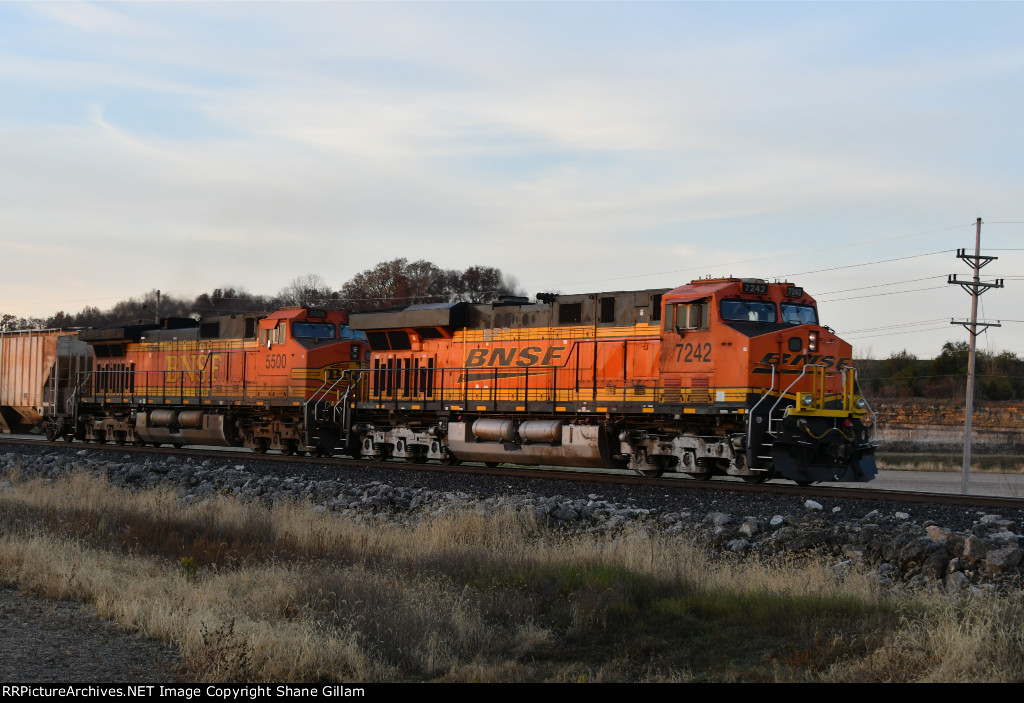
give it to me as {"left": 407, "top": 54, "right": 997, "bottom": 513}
{"left": 338, "top": 325, "right": 368, "bottom": 341}
{"left": 780, "top": 303, "right": 818, "bottom": 325}
{"left": 292, "top": 322, "right": 336, "bottom": 339}
{"left": 720, "top": 299, "right": 777, "bottom": 323}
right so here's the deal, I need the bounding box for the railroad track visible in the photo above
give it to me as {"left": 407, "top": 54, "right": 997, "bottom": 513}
{"left": 2, "top": 435, "right": 1022, "bottom": 511}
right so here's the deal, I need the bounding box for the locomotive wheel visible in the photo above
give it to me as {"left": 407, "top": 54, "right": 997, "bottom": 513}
{"left": 404, "top": 447, "right": 426, "bottom": 464}
{"left": 252, "top": 438, "right": 269, "bottom": 454}
{"left": 281, "top": 440, "right": 297, "bottom": 456}
{"left": 114, "top": 432, "right": 127, "bottom": 446}
{"left": 795, "top": 480, "right": 814, "bottom": 487}
{"left": 441, "top": 454, "right": 460, "bottom": 466}
{"left": 639, "top": 456, "right": 671, "bottom": 478}
{"left": 741, "top": 475, "right": 768, "bottom": 484}
{"left": 484, "top": 461, "right": 501, "bottom": 468}
{"left": 689, "top": 458, "right": 714, "bottom": 481}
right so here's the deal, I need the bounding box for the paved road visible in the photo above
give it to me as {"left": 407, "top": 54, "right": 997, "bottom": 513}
{"left": 837, "top": 467, "right": 1024, "bottom": 498}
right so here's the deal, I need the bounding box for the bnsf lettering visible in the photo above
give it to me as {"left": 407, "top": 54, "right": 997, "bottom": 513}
{"left": 165, "top": 353, "right": 223, "bottom": 384}
{"left": 757, "top": 352, "right": 850, "bottom": 370}
{"left": 465, "top": 346, "right": 564, "bottom": 368}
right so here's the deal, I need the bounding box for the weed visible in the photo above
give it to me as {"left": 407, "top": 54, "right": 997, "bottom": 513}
{"left": 192, "top": 619, "right": 253, "bottom": 682}
{"left": 178, "top": 556, "right": 198, "bottom": 580}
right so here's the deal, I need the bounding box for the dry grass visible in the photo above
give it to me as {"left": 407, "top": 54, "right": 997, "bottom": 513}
{"left": 1, "top": 468, "right": 1022, "bottom": 682}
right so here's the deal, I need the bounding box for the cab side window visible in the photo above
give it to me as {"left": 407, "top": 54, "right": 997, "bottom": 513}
{"left": 664, "top": 301, "right": 710, "bottom": 332}
{"left": 260, "top": 323, "right": 286, "bottom": 346}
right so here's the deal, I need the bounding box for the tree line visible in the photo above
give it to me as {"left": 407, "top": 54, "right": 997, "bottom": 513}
{"left": 858, "top": 341, "right": 1024, "bottom": 401}
{"left": 1, "top": 258, "right": 524, "bottom": 331}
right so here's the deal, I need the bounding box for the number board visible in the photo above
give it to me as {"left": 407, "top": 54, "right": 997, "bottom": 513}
{"left": 785, "top": 286, "right": 804, "bottom": 297}
{"left": 741, "top": 282, "right": 768, "bottom": 295}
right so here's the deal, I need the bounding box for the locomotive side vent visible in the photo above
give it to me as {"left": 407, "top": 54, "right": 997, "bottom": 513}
{"left": 690, "top": 376, "right": 710, "bottom": 404}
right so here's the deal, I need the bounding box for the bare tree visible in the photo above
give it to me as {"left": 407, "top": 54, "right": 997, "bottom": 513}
{"left": 279, "top": 274, "right": 335, "bottom": 308}
{"left": 192, "top": 286, "right": 276, "bottom": 315}
{"left": 340, "top": 258, "right": 524, "bottom": 311}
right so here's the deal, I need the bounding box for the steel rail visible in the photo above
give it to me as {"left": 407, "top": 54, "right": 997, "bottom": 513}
{"left": 1, "top": 435, "right": 1021, "bottom": 511}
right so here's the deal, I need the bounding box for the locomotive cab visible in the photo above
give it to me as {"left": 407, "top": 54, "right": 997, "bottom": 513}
{"left": 657, "top": 278, "right": 875, "bottom": 483}
{"left": 256, "top": 308, "right": 367, "bottom": 394}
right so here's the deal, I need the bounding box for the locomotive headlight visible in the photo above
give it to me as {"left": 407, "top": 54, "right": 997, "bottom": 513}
{"left": 808, "top": 330, "right": 819, "bottom": 353}
{"left": 801, "top": 394, "right": 814, "bottom": 406}
{"left": 854, "top": 397, "right": 867, "bottom": 409}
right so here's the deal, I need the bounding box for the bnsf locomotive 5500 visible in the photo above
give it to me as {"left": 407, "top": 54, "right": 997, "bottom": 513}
{"left": 39, "top": 307, "right": 366, "bottom": 455}
{"left": 5, "top": 277, "right": 876, "bottom": 484}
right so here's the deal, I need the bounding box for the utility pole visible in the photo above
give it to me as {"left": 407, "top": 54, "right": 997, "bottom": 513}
{"left": 948, "top": 217, "right": 1003, "bottom": 494}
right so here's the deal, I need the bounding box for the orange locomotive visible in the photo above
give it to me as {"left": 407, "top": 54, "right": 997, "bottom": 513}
{"left": 346, "top": 278, "right": 876, "bottom": 483}
{"left": 45, "top": 307, "right": 367, "bottom": 455}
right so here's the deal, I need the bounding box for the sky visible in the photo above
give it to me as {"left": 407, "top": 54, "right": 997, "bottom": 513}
{"left": 1, "top": 1, "right": 1022, "bottom": 359}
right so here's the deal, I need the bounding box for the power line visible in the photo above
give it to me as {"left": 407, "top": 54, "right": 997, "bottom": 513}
{"left": 843, "top": 326, "right": 955, "bottom": 340}
{"left": 843, "top": 318, "right": 950, "bottom": 334}
{"left": 772, "top": 250, "right": 954, "bottom": 280}
{"left": 816, "top": 276, "right": 944, "bottom": 295}
{"left": 544, "top": 223, "right": 973, "bottom": 289}
{"left": 817, "top": 284, "right": 948, "bottom": 303}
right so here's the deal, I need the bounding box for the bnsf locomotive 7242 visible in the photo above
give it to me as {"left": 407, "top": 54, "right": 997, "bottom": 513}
{"left": 345, "top": 277, "right": 876, "bottom": 484}
{"left": 3, "top": 277, "right": 876, "bottom": 484}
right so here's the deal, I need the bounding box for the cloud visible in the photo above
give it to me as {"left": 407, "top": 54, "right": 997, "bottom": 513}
{"left": 30, "top": 2, "right": 139, "bottom": 34}
{"left": 0, "top": 2, "right": 1021, "bottom": 357}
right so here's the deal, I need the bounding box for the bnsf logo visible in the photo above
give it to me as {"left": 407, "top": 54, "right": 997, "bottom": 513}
{"left": 165, "top": 353, "right": 224, "bottom": 383}
{"left": 465, "top": 346, "right": 565, "bottom": 368}
{"left": 758, "top": 352, "right": 851, "bottom": 370}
